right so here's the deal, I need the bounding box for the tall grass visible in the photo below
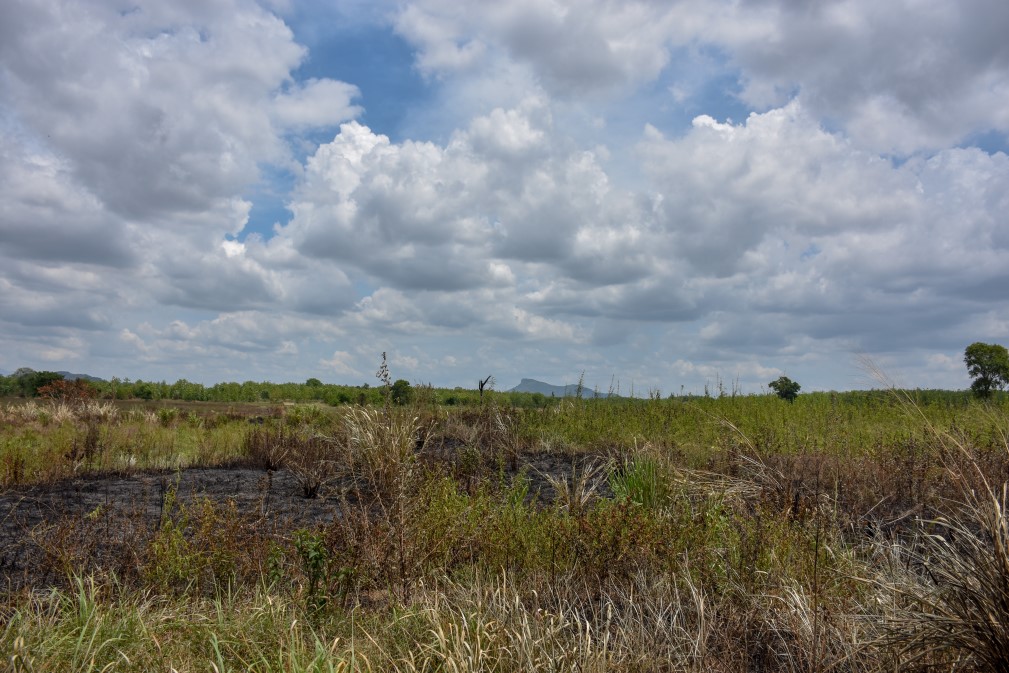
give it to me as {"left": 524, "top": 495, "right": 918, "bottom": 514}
{"left": 0, "top": 401, "right": 254, "bottom": 485}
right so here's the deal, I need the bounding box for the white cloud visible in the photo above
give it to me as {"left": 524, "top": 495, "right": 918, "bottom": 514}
{"left": 705, "top": 0, "right": 1009, "bottom": 153}
{"left": 0, "top": 0, "right": 360, "bottom": 231}
{"left": 320, "top": 351, "right": 361, "bottom": 377}
{"left": 394, "top": 0, "right": 681, "bottom": 94}
{"left": 394, "top": 3, "right": 488, "bottom": 74}
{"left": 272, "top": 78, "right": 362, "bottom": 130}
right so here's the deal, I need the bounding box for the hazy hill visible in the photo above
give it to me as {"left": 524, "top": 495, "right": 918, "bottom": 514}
{"left": 507, "top": 378, "right": 614, "bottom": 398}
{"left": 57, "top": 371, "right": 105, "bottom": 383}
{"left": 3, "top": 367, "right": 104, "bottom": 383}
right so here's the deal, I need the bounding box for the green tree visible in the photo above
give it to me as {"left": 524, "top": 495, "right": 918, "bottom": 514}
{"left": 14, "top": 369, "right": 64, "bottom": 397}
{"left": 133, "top": 381, "right": 156, "bottom": 400}
{"left": 306, "top": 377, "right": 323, "bottom": 387}
{"left": 769, "top": 376, "right": 801, "bottom": 403}
{"left": 964, "top": 342, "right": 1009, "bottom": 398}
{"left": 391, "top": 379, "right": 412, "bottom": 406}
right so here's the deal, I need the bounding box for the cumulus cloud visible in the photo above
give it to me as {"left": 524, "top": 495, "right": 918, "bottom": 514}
{"left": 113, "top": 311, "right": 346, "bottom": 379}
{"left": 713, "top": 0, "right": 1009, "bottom": 153}
{"left": 394, "top": 0, "right": 683, "bottom": 94}
{"left": 395, "top": 3, "right": 487, "bottom": 74}
{"left": 0, "top": 0, "right": 362, "bottom": 223}
{"left": 0, "top": 133, "right": 137, "bottom": 266}
{"left": 279, "top": 98, "right": 656, "bottom": 301}
{"left": 320, "top": 350, "right": 361, "bottom": 377}
{"left": 0, "top": 0, "right": 364, "bottom": 374}
{"left": 637, "top": 103, "right": 1009, "bottom": 361}
{"left": 394, "top": 0, "right": 1009, "bottom": 153}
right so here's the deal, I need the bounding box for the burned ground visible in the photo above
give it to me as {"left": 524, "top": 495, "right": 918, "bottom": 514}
{"left": 0, "top": 448, "right": 602, "bottom": 592}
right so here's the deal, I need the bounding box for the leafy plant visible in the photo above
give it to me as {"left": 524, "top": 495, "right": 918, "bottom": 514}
{"left": 610, "top": 456, "right": 671, "bottom": 510}
{"left": 294, "top": 529, "right": 330, "bottom": 613}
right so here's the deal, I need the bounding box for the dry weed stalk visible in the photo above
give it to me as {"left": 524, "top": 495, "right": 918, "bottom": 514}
{"left": 243, "top": 424, "right": 292, "bottom": 471}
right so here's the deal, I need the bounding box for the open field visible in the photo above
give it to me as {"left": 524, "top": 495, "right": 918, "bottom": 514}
{"left": 2, "top": 391, "right": 1009, "bottom": 671}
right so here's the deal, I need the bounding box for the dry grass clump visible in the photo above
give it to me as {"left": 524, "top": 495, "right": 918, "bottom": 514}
{"left": 76, "top": 400, "right": 119, "bottom": 423}
{"left": 4, "top": 401, "right": 74, "bottom": 425}
{"left": 393, "top": 576, "right": 620, "bottom": 672}
{"left": 432, "top": 404, "right": 524, "bottom": 465}
{"left": 243, "top": 423, "right": 293, "bottom": 472}
{"left": 124, "top": 407, "right": 159, "bottom": 424}
{"left": 542, "top": 458, "right": 609, "bottom": 516}
{"left": 242, "top": 406, "right": 424, "bottom": 500}
{"left": 344, "top": 405, "right": 424, "bottom": 503}
{"left": 241, "top": 405, "right": 426, "bottom": 501}
{"left": 2, "top": 400, "right": 118, "bottom": 426}
{"left": 286, "top": 431, "right": 340, "bottom": 499}
{"left": 860, "top": 446, "right": 1009, "bottom": 671}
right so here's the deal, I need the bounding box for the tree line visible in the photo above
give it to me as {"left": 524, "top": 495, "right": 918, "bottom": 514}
{"left": 4, "top": 342, "right": 1008, "bottom": 405}
{"left": 0, "top": 369, "right": 560, "bottom": 408}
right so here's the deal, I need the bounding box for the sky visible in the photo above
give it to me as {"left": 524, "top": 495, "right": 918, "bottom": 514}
{"left": 2, "top": 0, "right": 1009, "bottom": 394}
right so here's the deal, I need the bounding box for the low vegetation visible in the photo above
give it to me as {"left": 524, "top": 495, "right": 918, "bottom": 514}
{"left": 2, "top": 375, "right": 1009, "bottom": 671}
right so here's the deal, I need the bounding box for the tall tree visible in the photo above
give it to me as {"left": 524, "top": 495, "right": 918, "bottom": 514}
{"left": 964, "top": 342, "right": 1009, "bottom": 398}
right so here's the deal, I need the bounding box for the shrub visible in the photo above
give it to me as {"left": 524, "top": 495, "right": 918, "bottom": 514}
{"left": 391, "top": 379, "right": 413, "bottom": 406}
{"left": 37, "top": 379, "right": 97, "bottom": 402}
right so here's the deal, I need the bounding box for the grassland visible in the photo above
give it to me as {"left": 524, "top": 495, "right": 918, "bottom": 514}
{"left": 2, "top": 389, "right": 1008, "bottom": 671}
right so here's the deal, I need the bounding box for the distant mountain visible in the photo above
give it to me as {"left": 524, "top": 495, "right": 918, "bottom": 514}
{"left": 507, "top": 378, "right": 614, "bottom": 398}
{"left": 57, "top": 371, "right": 105, "bottom": 383}
{"left": 3, "top": 367, "right": 105, "bottom": 382}
{"left": 5, "top": 367, "right": 105, "bottom": 383}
